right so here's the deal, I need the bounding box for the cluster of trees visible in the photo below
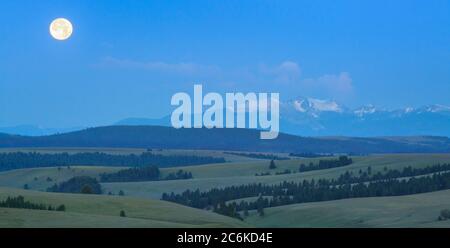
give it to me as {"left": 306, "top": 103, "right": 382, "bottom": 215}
{"left": 100, "top": 166, "right": 193, "bottom": 183}
{"left": 47, "top": 176, "right": 102, "bottom": 194}
{"left": 289, "top": 152, "right": 333, "bottom": 158}
{"left": 298, "top": 156, "right": 353, "bottom": 172}
{"left": 334, "top": 163, "right": 450, "bottom": 185}
{"left": 0, "top": 152, "right": 226, "bottom": 172}
{"left": 164, "top": 170, "right": 193, "bottom": 180}
{"left": 100, "top": 166, "right": 160, "bottom": 182}
{"left": 255, "top": 156, "right": 353, "bottom": 177}
{"left": 0, "top": 196, "right": 65, "bottom": 211}
{"left": 224, "top": 152, "right": 290, "bottom": 160}
{"left": 162, "top": 163, "right": 450, "bottom": 220}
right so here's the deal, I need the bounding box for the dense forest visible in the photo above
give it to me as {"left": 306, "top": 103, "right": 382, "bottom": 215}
{"left": 47, "top": 176, "right": 102, "bottom": 194}
{"left": 162, "top": 163, "right": 450, "bottom": 219}
{"left": 0, "top": 196, "right": 65, "bottom": 211}
{"left": 0, "top": 151, "right": 226, "bottom": 171}
{"left": 99, "top": 166, "right": 193, "bottom": 182}
{"left": 224, "top": 152, "right": 290, "bottom": 160}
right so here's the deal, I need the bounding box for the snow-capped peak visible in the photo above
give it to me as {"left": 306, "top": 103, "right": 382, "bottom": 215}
{"left": 286, "top": 98, "right": 450, "bottom": 120}
{"left": 354, "top": 104, "right": 377, "bottom": 116}
{"left": 308, "top": 98, "right": 343, "bottom": 112}
{"left": 404, "top": 107, "right": 415, "bottom": 113}
{"left": 293, "top": 100, "right": 307, "bottom": 112}
{"left": 292, "top": 98, "right": 343, "bottom": 113}
{"left": 423, "top": 104, "right": 450, "bottom": 113}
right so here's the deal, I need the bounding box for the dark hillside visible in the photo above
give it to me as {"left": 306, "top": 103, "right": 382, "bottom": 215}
{"left": 1, "top": 126, "right": 449, "bottom": 154}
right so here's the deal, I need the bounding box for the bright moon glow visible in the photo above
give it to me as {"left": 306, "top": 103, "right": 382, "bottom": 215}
{"left": 49, "top": 18, "right": 73, "bottom": 40}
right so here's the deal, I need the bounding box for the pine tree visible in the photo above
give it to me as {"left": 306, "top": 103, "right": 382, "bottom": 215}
{"left": 244, "top": 207, "right": 249, "bottom": 217}
{"left": 269, "top": 160, "right": 277, "bottom": 170}
{"left": 56, "top": 205, "right": 66, "bottom": 211}
{"left": 120, "top": 210, "right": 126, "bottom": 217}
{"left": 258, "top": 206, "right": 265, "bottom": 217}
{"left": 81, "top": 185, "right": 93, "bottom": 194}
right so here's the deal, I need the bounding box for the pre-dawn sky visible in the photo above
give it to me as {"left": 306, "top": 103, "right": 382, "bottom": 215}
{"left": 1, "top": 0, "right": 449, "bottom": 127}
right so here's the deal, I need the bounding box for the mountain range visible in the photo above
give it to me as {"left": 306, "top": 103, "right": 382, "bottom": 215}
{"left": 279, "top": 98, "right": 450, "bottom": 136}
{"left": 2, "top": 98, "right": 450, "bottom": 137}
{"left": 114, "top": 98, "right": 450, "bottom": 137}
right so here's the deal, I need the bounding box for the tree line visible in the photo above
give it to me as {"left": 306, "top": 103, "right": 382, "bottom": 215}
{"left": 162, "top": 163, "right": 450, "bottom": 220}
{"left": 256, "top": 156, "right": 353, "bottom": 176}
{"left": 289, "top": 152, "right": 334, "bottom": 158}
{"left": 224, "top": 152, "right": 290, "bottom": 160}
{"left": 0, "top": 152, "right": 226, "bottom": 172}
{"left": 298, "top": 156, "right": 353, "bottom": 172}
{"left": 100, "top": 166, "right": 193, "bottom": 182}
{"left": 333, "top": 163, "right": 450, "bottom": 185}
{"left": 0, "top": 196, "right": 65, "bottom": 211}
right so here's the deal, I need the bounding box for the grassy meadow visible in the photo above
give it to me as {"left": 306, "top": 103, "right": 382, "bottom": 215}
{"left": 0, "top": 187, "right": 247, "bottom": 228}
{"left": 1, "top": 148, "right": 450, "bottom": 227}
{"left": 244, "top": 189, "right": 450, "bottom": 227}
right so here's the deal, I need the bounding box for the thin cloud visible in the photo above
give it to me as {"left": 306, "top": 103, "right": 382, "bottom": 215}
{"left": 260, "top": 61, "right": 301, "bottom": 83}
{"left": 94, "top": 57, "right": 354, "bottom": 97}
{"left": 96, "top": 56, "right": 221, "bottom": 76}
{"left": 303, "top": 72, "right": 354, "bottom": 95}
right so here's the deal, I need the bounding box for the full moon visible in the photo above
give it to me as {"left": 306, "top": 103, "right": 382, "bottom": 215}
{"left": 49, "top": 18, "right": 73, "bottom": 41}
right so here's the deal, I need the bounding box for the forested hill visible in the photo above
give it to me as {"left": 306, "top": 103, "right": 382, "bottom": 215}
{"left": 1, "top": 125, "right": 450, "bottom": 154}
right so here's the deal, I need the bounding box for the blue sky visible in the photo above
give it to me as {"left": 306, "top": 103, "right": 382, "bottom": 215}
{"left": 1, "top": 0, "right": 449, "bottom": 127}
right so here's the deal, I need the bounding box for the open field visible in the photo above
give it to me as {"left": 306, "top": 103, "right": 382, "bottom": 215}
{"left": 243, "top": 189, "right": 450, "bottom": 227}
{"left": 163, "top": 153, "right": 450, "bottom": 179}
{"left": 0, "top": 187, "right": 247, "bottom": 228}
{"left": 0, "top": 166, "right": 124, "bottom": 191}
{"left": 2, "top": 153, "right": 450, "bottom": 198}
{"left": 104, "top": 153, "right": 450, "bottom": 199}
{"left": 1, "top": 187, "right": 450, "bottom": 227}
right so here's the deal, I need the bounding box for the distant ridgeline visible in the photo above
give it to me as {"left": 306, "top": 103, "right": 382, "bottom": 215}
{"left": 1, "top": 126, "right": 450, "bottom": 154}
{"left": 163, "top": 163, "right": 450, "bottom": 220}
{"left": 0, "top": 152, "right": 225, "bottom": 172}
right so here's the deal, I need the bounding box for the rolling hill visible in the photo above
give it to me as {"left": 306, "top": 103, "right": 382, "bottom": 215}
{"left": 1, "top": 125, "right": 450, "bottom": 153}
{"left": 3, "top": 153, "right": 450, "bottom": 199}
{"left": 244, "top": 189, "right": 450, "bottom": 227}
{"left": 1, "top": 153, "right": 450, "bottom": 227}
{"left": 0, "top": 187, "right": 247, "bottom": 228}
